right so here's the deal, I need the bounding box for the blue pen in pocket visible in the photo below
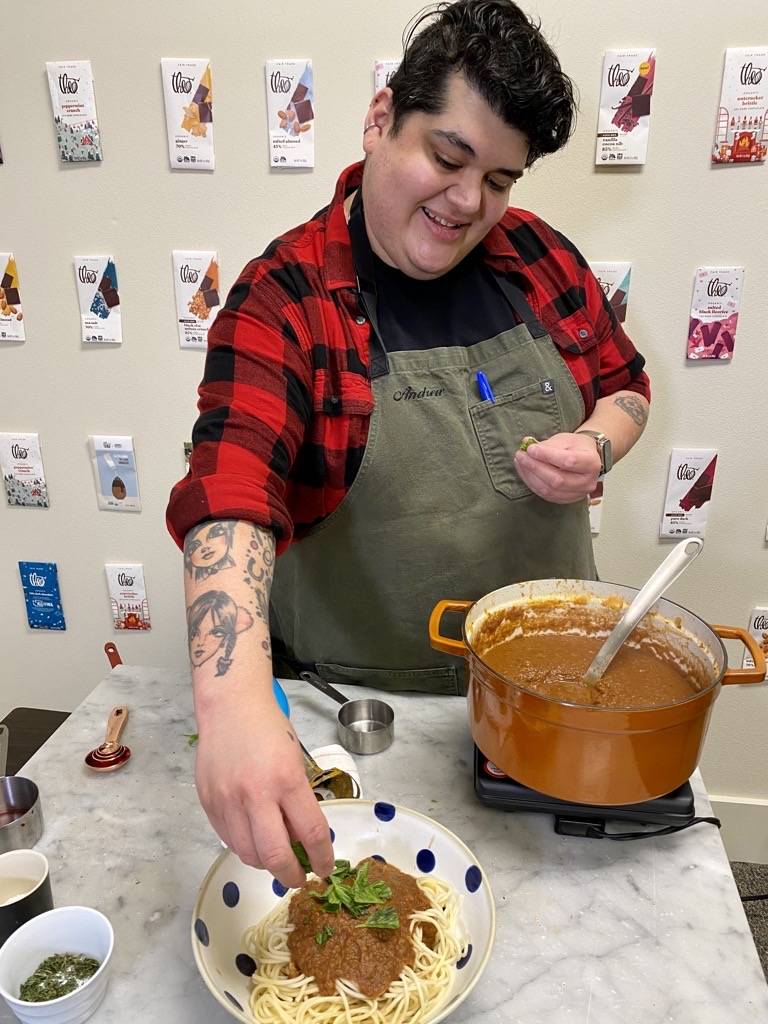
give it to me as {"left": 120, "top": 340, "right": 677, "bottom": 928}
{"left": 475, "top": 370, "right": 495, "bottom": 403}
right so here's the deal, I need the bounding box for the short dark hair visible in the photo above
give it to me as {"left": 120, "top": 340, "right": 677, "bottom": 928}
{"left": 388, "top": 0, "right": 577, "bottom": 166}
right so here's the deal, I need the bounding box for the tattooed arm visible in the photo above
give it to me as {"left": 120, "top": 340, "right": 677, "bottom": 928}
{"left": 184, "top": 519, "right": 334, "bottom": 887}
{"left": 513, "top": 390, "right": 650, "bottom": 504}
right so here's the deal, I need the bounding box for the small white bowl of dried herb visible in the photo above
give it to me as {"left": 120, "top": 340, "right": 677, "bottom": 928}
{"left": 0, "top": 906, "right": 113, "bottom": 1023}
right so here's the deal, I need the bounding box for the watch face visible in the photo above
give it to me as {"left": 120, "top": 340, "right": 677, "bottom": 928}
{"left": 601, "top": 437, "right": 613, "bottom": 473}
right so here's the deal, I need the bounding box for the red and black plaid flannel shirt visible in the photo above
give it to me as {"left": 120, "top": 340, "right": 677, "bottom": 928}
{"left": 166, "top": 161, "right": 650, "bottom": 553}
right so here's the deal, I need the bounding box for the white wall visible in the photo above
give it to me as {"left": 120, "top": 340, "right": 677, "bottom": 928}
{"left": 2, "top": 2, "right": 767, "bottom": 821}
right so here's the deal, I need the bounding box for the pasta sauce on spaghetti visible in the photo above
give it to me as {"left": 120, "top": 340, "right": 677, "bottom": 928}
{"left": 287, "top": 859, "right": 436, "bottom": 997}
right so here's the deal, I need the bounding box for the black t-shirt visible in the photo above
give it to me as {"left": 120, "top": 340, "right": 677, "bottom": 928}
{"left": 368, "top": 242, "right": 516, "bottom": 353}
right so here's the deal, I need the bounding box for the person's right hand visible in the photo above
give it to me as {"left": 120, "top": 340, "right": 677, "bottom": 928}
{"left": 194, "top": 700, "right": 335, "bottom": 888}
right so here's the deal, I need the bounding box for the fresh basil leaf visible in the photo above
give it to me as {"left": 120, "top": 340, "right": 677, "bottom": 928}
{"left": 357, "top": 906, "right": 400, "bottom": 930}
{"left": 315, "top": 925, "right": 334, "bottom": 946}
{"left": 290, "top": 841, "right": 312, "bottom": 872}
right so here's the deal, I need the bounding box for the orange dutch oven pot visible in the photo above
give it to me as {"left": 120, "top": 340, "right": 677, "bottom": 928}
{"left": 429, "top": 579, "right": 766, "bottom": 806}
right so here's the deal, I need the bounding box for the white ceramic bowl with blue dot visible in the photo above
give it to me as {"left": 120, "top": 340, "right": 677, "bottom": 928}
{"left": 192, "top": 799, "right": 495, "bottom": 1023}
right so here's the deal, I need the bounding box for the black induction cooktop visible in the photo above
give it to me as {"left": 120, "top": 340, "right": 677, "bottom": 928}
{"left": 473, "top": 746, "right": 719, "bottom": 840}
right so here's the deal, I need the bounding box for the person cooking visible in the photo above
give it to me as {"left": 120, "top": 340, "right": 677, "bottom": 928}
{"left": 166, "top": 0, "right": 650, "bottom": 888}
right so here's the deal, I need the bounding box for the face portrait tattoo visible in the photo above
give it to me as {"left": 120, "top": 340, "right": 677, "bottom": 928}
{"left": 187, "top": 591, "right": 254, "bottom": 676}
{"left": 184, "top": 521, "right": 236, "bottom": 581}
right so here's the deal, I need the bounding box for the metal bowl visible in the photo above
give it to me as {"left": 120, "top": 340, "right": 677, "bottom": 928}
{"left": 0, "top": 778, "right": 43, "bottom": 852}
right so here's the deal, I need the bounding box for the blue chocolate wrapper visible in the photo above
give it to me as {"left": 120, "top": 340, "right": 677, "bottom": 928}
{"left": 19, "top": 561, "right": 66, "bottom": 630}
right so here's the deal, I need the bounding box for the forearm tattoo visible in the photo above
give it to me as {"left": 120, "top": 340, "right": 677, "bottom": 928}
{"left": 184, "top": 520, "right": 236, "bottom": 581}
{"left": 185, "top": 522, "right": 275, "bottom": 674}
{"left": 243, "top": 525, "right": 275, "bottom": 641}
{"left": 614, "top": 394, "right": 648, "bottom": 427}
{"left": 187, "top": 590, "right": 254, "bottom": 677}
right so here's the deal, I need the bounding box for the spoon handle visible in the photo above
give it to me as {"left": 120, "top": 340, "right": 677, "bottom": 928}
{"left": 104, "top": 706, "right": 129, "bottom": 747}
{"left": 583, "top": 538, "right": 704, "bottom": 685}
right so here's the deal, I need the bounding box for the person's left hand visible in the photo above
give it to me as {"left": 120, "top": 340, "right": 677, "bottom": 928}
{"left": 513, "top": 432, "right": 601, "bottom": 504}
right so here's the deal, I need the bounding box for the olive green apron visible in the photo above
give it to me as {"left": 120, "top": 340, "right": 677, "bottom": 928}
{"left": 270, "top": 196, "right": 596, "bottom": 694}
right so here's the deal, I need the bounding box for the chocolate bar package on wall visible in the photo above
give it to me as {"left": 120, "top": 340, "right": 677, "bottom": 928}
{"left": 105, "top": 563, "right": 151, "bottom": 631}
{"left": 45, "top": 60, "right": 102, "bottom": 163}
{"left": 742, "top": 607, "right": 768, "bottom": 669}
{"left": 660, "top": 448, "right": 718, "bottom": 539}
{"left": 588, "top": 261, "right": 632, "bottom": 324}
{"left": 265, "top": 60, "right": 315, "bottom": 168}
{"left": 596, "top": 49, "right": 656, "bottom": 165}
{"left": 712, "top": 48, "right": 768, "bottom": 165}
{"left": 74, "top": 256, "right": 122, "bottom": 344}
{"left": 374, "top": 60, "right": 400, "bottom": 93}
{"left": 0, "top": 432, "right": 49, "bottom": 508}
{"left": 19, "top": 562, "right": 66, "bottom": 631}
{"left": 0, "top": 252, "right": 25, "bottom": 342}
{"left": 172, "top": 250, "right": 220, "bottom": 349}
{"left": 89, "top": 435, "right": 141, "bottom": 512}
{"left": 687, "top": 266, "right": 745, "bottom": 361}
{"left": 161, "top": 59, "right": 215, "bottom": 170}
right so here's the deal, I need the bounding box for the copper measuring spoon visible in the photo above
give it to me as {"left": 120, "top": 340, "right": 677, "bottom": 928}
{"left": 84, "top": 706, "right": 131, "bottom": 772}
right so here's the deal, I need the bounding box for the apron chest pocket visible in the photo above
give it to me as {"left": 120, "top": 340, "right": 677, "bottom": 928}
{"left": 470, "top": 380, "right": 564, "bottom": 500}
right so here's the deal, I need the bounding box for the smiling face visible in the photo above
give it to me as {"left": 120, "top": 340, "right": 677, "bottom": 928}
{"left": 359, "top": 74, "right": 529, "bottom": 280}
{"left": 187, "top": 523, "right": 230, "bottom": 570}
{"left": 189, "top": 608, "right": 226, "bottom": 668}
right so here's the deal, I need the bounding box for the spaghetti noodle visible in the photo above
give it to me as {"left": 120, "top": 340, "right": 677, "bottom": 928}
{"left": 244, "top": 874, "right": 465, "bottom": 1024}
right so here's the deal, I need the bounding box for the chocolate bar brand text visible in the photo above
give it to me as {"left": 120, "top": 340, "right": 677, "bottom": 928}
{"left": 754, "top": 614, "right": 768, "bottom": 631}
{"left": 270, "top": 71, "right": 293, "bottom": 94}
{"left": 607, "top": 64, "right": 633, "bottom": 88}
{"left": 180, "top": 264, "right": 199, "bottom": 284}
{"left": 58, "top": 73, "right": 79, "bottom": 94}
{"left": 11, "top": 444, "right": 29, "bottom": 459}
{"left": 707, "top": 277, "right": 729, "bottom": 297}
{"left": 677, "top": 464, "right": 697, "bottom": 481}
{"left": 78, "top": 266, "right": 98, "bottom": 284}
{"left": 171, "top": 72, "right": 194, "bottom": 94}
{"left": 741, "top": 63, "right": 766, "bottom": 86}
{"left": 117, "top": 572, "right": 135, "bottom": 587}
{"left": 29, "top": 572, "right": 46, "bottom": 587}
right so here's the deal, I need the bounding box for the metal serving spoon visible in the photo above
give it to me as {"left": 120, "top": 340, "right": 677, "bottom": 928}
{"left": 299, "top": 740, "right": 360, "bottom": 800}
{"left": 582, "top": 537, "right": 704, "bottom": 686}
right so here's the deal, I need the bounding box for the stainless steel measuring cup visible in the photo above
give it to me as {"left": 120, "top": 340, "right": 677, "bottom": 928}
{"left": 300, "top": 671, "right": 395, "bottom": 754}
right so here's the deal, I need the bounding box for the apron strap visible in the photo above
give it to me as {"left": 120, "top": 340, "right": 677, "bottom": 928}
{"left": 490, "top": 271, "right": 550, "bottom": 338}
{"left": 348, "top": 190, "right": 390, "bottom": 379}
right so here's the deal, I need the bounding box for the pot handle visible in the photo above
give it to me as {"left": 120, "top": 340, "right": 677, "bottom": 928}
{"left": 712, "top": 625, "right": 767, "bottom": 685}
{"left": 428, "top": 600, "right": 472, "bottom": 657}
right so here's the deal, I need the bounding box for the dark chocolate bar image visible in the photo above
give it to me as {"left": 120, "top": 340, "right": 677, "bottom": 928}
{"left": 627, "top": 74, "right": 647, "bottom": 97}
{"left": 198, "top": 102, "right": 213, "bottom": 123}
{"left": 203, "top": 288, "right": 219, "bottom": 308}
{"left": 291, "top": 83, "right": 308, "bottom": 104}
{"left": 201, "top": 275, "right": 214, "bottom": 291}
{"left": 102, "top": 288, "right": 120, "bottom": 308}
{"left": 679, "top": 455, "right": 717, "bottom": 512}
{"left": 293, "top": 98, "right": 314, "bottom": 124}
{"left": 609, "top": 288, "right": 627, "bottom": 322}
{"left": 1, "top": 273, "right": 12, "bottom": 289}
{"left": 99, "top": 275, "right": 111, "bottom": 293}
{"left": 631, "top": 94, "right": 651, "bottom": 117}
{"left": 3, "top": 287, "right": 20, "bottom": 305}
{"left": 193, "top": 83, "right": 209, "bottom": 104}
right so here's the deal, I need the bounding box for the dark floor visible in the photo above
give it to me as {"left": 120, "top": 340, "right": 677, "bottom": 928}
{"left": 731, "top": 861, "right": 768, "bottom": 980}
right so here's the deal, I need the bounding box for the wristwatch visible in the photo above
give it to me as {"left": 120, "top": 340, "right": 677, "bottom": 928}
{"left": 577, "top": 430, "right": 613, "bottom": 475}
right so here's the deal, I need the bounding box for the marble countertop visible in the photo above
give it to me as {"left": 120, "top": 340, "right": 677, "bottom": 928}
{"left": 2, "top": 665, "right": 767, "bottom": 1024}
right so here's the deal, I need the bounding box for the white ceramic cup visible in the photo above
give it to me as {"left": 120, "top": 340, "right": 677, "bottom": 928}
{"left": 0, "top": 906, "right": 114, "bottom": 1024}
